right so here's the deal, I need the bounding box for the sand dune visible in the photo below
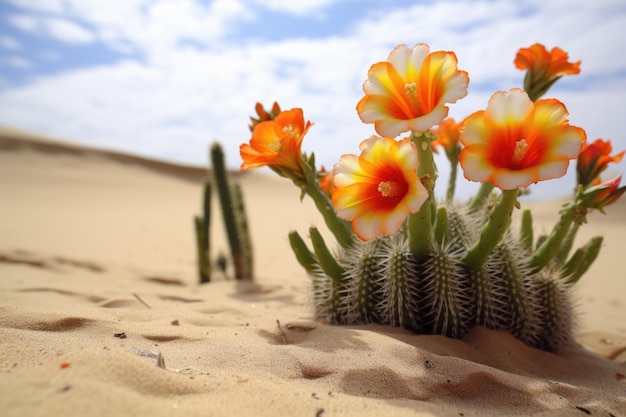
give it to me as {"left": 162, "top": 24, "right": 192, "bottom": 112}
{"left": 1, "top": 128, "right": 625, "bottom": 416}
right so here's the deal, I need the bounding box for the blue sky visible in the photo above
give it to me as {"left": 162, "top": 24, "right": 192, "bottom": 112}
{"left": 1, "top": 0, "right": 625, "bottom": 201}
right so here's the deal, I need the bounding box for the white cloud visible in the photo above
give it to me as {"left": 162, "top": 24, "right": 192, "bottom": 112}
{"left": 252, "top": 0, "right": 340, "bottom": 16}
{"left": 5, "top": 0, "right": 65, "bottom": 13}
{"left": 5, "top": 56, "right": 32, "bottom": 69}
{"left": 0, "top": 36, "right": 21, "bottom": 50}
{"left": 0, "top": 0, "right": 625, "bottom": 202}
{"left": 6, "top": 13, "right": 40, "bottom": 32}
{"left": 44, "top": 17, "right": 95, "bottom": 44}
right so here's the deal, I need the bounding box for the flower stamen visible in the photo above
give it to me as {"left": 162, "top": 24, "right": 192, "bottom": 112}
{"left": 404, "top": 82, "right": 417, "bottom": 98}
{"left": 268, "top": 137, "right": 282, "bottom": 153}
{"left": 282, "top": 124, "right": 298, "bottom": 137}
{"left": 378, "top": 180, "right": 402, "bottom": 197}
{"left": 513, "top": 139, "right": 528, "bottom": 168}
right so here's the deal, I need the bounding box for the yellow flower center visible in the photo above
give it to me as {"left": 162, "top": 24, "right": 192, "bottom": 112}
{"left": 269, "top": 137, "right": 282, "bottom": 153}
{"left": 378, "top": 180, "right": 403, "bottom": 197}
{"left": 513, "top": 139, "right": 528, "bottom": 168}
{"left": 404, "top": 82, "right": 417, "bottom": 98}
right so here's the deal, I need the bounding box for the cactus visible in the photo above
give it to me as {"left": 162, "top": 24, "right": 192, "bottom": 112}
{"left": 195, "top": 142, "right": 254, "bottom": 282}
{"left": 293, "top": 197, "right": 587, "bottom": 351}
{"left": 241, "top": 43, "right": 623, "bottom": 352}
{"left": 210, "top": 142, "right": 254, "bottom": 280}
{"left": 194, "top": 179, "right": 212, "bottom": 283}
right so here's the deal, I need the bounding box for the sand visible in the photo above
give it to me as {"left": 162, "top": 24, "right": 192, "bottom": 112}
{"left": 1, "top": 127, "right": 625, "bottom": 416}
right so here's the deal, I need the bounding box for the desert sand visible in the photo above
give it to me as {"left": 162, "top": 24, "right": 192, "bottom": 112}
{"left": 1, "top": 127, "right": 625, "bottom": 416}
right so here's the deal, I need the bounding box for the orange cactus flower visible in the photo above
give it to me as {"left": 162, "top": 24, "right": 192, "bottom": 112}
{"left": 356, "top": 43, "right": 469, "bottom": 138}
{"left": 514, "top": 43, "right": 580, "bottom": 100}
{"left": 576, "top": 138, "right": 625, "bottom": 188}
{"left": 515, "top": 43, "right": 581, "bottom": 80}
{"left": 318, "top": 165, "right": 335, "bottom": 197}
{"left": 240, "top": 108, "right": 312, "bottom": 179}
{"left": 248, "top": 101, "right": 282, "bottom": 132}
{"left": 332, "top": 136, "right": 428, "bottom": 241}
{"left": 431, "top": 117, "right": 462, "bottom": 158}
{"left": 590, "top": 175, "right": 626, "bottom": 210}
{"left": 459, "top": 88, "right": 586, "bottom": 190}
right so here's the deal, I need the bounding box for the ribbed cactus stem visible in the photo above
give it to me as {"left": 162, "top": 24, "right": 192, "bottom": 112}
{"left": 463, "top": 189, "right": 519, "bottom": 270}
{"left": 231, "top": 182, "right": 254, "bottom": 279}
{"left": 424, "top": 244, "right": 467, "bottom": 338}
{"left": 529, "top": 200, "right": 576, "bottom": 273}
{"left": 195, "top": 179, "right": 212, "bottom": 283}
{"left": 519, "top": 209, "right": 534, "bottom": 252}
{"left": 380, "top": 238, "right": 419, "bottom": 330}
{"left": 535, "top": 275, "right": 574, "bottom": 350}
{"left": 211, "top": 142, "right": 250, "bottom": 280}
{"left": 195, "top": 216, "right": 210, "bottom": 283}
{"left": 470, "top": 265, "right": 496, "bottom": 328}
{"left": 563, "top": 236, "right": 603, "bottom": 284}
{"left": 342, "top": 239, "right": 382, "bottom": 324}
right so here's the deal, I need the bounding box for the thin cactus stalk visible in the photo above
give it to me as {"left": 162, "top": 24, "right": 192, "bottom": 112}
{"left": 195, "top": 179, "right": 212, "bottom": 283}
{"left": 210, "top": 142, "right": 254, "bottom": 280}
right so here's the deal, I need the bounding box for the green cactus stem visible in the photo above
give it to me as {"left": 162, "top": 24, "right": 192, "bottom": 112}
{"left": 519, "top": 209, "right": 534, "bottom": 253}
{"left": 195, "top": 216, "right": 210, "bottom": 283}
{"left": 309, "top": 226, "right": 344, "bottom": 285}
{"left": 468, "top": 182, "right": 495, "bottom": 212}
{"left": 288, "top": 231, "right": 319, "bottom": 275}
{"left": 230, "top": 182, "right": 254, "bottom": 280}
{"left": 211, "top": 142, "right": 253, "bottom": 280}
{"left": 462, "top": 188, "right": 519, "bottom": 270}
{"left": 563, "top": 236, "right": 603, "bottom": 284}
{"left": 301, "top": 155, "right": 355, "bottom": 248}
{"left": 408, "top": 131, "right": 437, "bottom": 259}
{"left": 194, "top": 179, "right": 212, "bottom": 283}
{"left": 433, "top": 206, "right": 450, "bottom": 246}
{"left": 528, "top": 200, "right": 576, "bottom": 273}
{"left": 555, "top": 221, "right": 580, "bottom": 265}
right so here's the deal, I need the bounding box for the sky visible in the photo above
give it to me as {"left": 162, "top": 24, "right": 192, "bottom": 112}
{"left": 1, "top": 0, "right": 625, "bottom": 201}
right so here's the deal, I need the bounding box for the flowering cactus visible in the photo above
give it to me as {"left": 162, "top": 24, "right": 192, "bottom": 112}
{"left": 239, "top": 42, "right": 625, "bottom": 351}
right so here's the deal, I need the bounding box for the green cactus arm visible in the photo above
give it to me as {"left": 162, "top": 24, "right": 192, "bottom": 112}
{"left": 462, "top": 188, "right": 519, "bottom": 270}
{"left": 520, "top": 209, "right": 534, "bottom": 252}
{"left": 288, "top": 231, "right": 319, "bottom": 275}
{"left": 309, "top": 226, "right": 345, "bottom": 285}
{"left": 433, "top": 206, "right": 450, "bottom": 246}
{"left": 563, "top": 236, "right": 603, "bottom": 285}
{"left": 528, "top": 200, "right": 576, "bottom": 273}
{"left": 468, "top": 182, "right": 495, "bottom": 212}
{"left": 408, "top": 201, "right": 432, "bottom": 259}
{"left": 555, "top": 221, "right": 580, "bottom": 265}
{"left": 300, "top": 154, "right": 355, "bottom": 248}
{"left": 445, "top": 156, "right": 458, "bottom": 203}
{"left": 408, "top": 131, "right": 437, "bottom": 259}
